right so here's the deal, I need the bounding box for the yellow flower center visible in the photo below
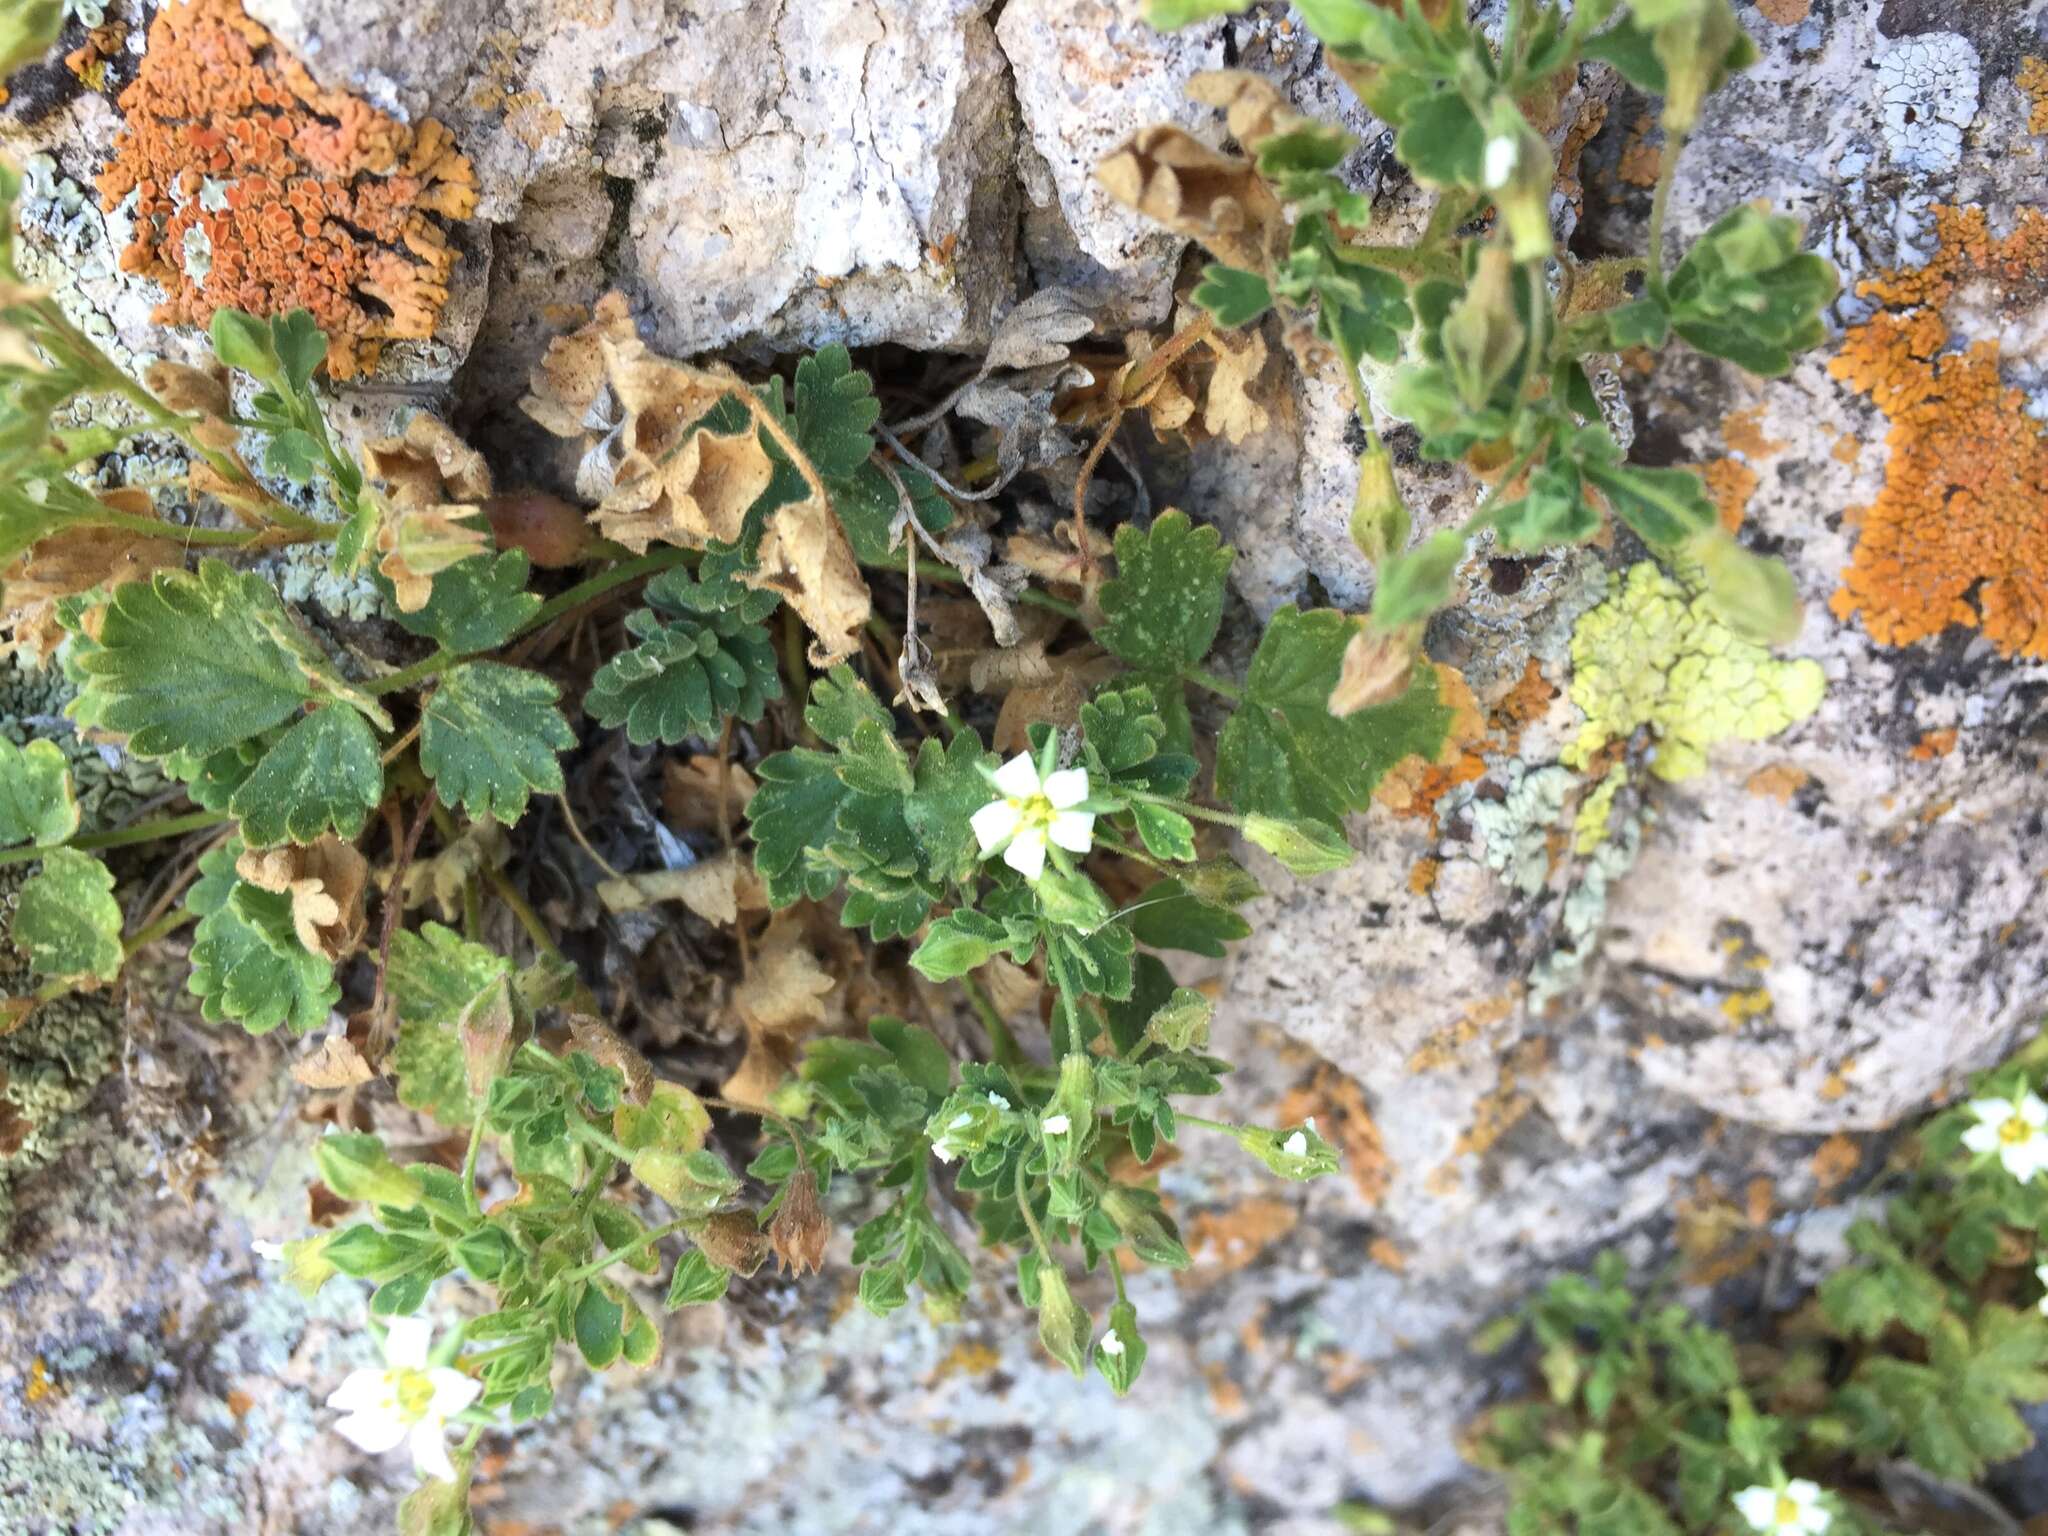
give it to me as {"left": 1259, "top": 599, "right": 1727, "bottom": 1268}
{"left": 391, "top": 1366, "right": 438, "bottom": 1423}
{"left": 1007, "top": 794, "right": 1056, "bottom": 833}
{"left": 2002, "top": 1117, "right": 2033, "bottom": 1145}
{"left": 1775, "top": 1494, "right": 1799, "bottom": 1525}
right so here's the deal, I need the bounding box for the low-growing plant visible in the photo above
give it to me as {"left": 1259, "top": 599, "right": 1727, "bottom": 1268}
{"left": 0, "top": 0, "right": 1843, "bottom": 1527}
{"left": 1475, "top": 1038, "right": 2048, "bottom": 1534}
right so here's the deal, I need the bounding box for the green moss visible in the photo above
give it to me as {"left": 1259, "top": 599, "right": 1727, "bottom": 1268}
{"left": 1564, "top": 561, "right": 1825, "bottom": 781}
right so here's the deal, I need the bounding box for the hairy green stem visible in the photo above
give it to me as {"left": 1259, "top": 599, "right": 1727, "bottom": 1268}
{"left": 0, "top": 809, "right": 234, "bottom": 868}
{"left": 122, "top": 906, "right": 196, "bottom": 958}
{"left": 1182, "top": 666, "right": 1243, "bottom": 703}
{"left": 562, "top": 1214, "right": 696, "bottom": 1285}
{"left": 959, "top": 973, "right": 1024, "bottom": 1070}
{"left": 1013, "top": 1156, "right": 1055, "bottom": 1263}
{"left": 1646, "top": 128, "right": 1689, "bottom": 306}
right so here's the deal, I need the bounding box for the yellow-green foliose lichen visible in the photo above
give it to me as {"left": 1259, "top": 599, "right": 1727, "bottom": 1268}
{"left": 1563, "top": 562, "right": 1825, "bottom": 781}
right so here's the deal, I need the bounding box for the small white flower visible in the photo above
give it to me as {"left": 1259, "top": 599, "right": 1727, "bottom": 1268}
{"left": 1733, "top": 1480, "right": 1831, "bottom": 1535}
{"left": 252, "top": 1238, "right": 287, "bottom": 1262}
{"left": 970, "top": 751, "right": 1093, "bottom": 882}
{"left": 987, "top": 1093, "right": 1011, "bottom": 1112}
{"left": 1043, "top": 1114, "right": 1071, "bottom": 1135}
{"left": 2036, "top": 1261, "right": 2048, "bottom": 1316}
{"left": 949, "top": 1112, "right": 974, "bottom": 1130}
{"left": 1962, "top": 1093, "right": 2048, "bottom": 1181}
{"left": 325, "top": 1318, "right": 481, "bottom": 1484}
{"left": 1483, "top": 134, "right": 1519, "bottom": 190}
{"left": 931, "top": 1141, "right": 959, "bottom": 1164}
{"left": 1282, "top": 1130, "right": 1309, "bottom": 1159}
{"left": 1100, "top": 1328, "right": 1126, "bottom": 1358}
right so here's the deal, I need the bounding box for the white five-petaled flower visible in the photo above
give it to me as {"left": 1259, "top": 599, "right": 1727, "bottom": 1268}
{"left": 1482, "top": 135, "right": 1519, "bottom": 190}
{"left": 325, "top": 1317, "right": 481, "bottom": 1484}
{"left": 1962, "top": 1093, "right": 2048, "bottom": 1182}
{"left": 1100, "top": 1328, "right": 1126, "bottom": 1357}
{"left": 1043, "top": 1114, "right": 1071, "bottom": 1135}
{"left": 971, "top": 751, "right": 1093, "bottom": 882}
{"left": 1733, "top": 1480, "right": 1830, "bottom": 1535}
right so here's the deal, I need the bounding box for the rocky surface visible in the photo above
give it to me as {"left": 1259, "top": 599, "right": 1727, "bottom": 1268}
{"left": 3, "top": 0, "right": 2047, "bottom": 1532}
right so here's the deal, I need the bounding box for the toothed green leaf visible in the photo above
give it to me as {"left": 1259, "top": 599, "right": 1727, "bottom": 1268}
{"left": 229, "top": 706, "right": 384, "bottom": 847}
{"left": 584, "top": 607, "right": 781, "bottom": 746}
{"left": 1098, "top": 511, "right": 1236, "bottom": 676}
{"left": 12, "top": 847, "right": 122, "bottom": 984}
{"left": 185, "top": 841, "right": 338, "bottom": 1035}
{"left": 67, "top": 561, "right": 320, "bottom": 758}
{"left": 0, "top": 736, "right": 79, "bottom": 848}
{"left": 420, "top": 662, "right": 573, "bottom": 823}
{"left": 388, "top": 550, "right": 541, "bottom": 653}
{"left": 1214, "top": 607, "right": 1449, "bottom": 827}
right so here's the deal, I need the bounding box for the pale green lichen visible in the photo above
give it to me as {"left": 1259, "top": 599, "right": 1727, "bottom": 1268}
{"left": 1461, "top": 760, "right": 1577, "bottom": 897}
{"left": 1563, "top": 562, "right": 1825, "bottom": 781}
{"left": 1531, "top": 764, "right": 1650, "bottom": 1006}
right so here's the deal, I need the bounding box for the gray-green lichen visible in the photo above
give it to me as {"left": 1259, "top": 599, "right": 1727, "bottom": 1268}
{"left": 1458, "top": 760, "right": 1576, "bottom": 898}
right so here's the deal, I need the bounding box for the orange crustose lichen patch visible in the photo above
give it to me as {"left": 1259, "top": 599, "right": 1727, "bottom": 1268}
{"left": 1827, "top": 205, "right": 2048, "bottom": 659}
{"left": 95, "top": 0, "right": 477, "bottom": 378}
{"left": 2020, "top": 57, "right": 2048, "bottom": 136}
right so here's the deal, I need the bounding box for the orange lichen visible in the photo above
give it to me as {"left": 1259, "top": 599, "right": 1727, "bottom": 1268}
{"left": 1744, "top": 762, "right": 1811, "bottom": 801}
{"left": 1702, "top": 456, "right": 1760, "bottom": 532}
{"left": 1721, "top": 405, "right": 1787, "bottom": 460}
{"left": 1755, "top": 0, "right": 1811, "bottom": 25}
{"left": 1377, "top": 658, "right": 1557, "bottom": 828}
{"left": 1811, "top": 1132, "right": 1861, "bottom": 1194}
{"left": 1909, "top": 726, "right": 1959, "bottom": 759}
{"left": 1186, "top": 1197, "right": 1298, "bottom": 1275}
{"left": 2020, "top": 57, "right": 2048, "bottom": 136}
{"left": 1827, "top": 205, "right": 2048, "bottom": 658}
{"left": 95, "top": 0, "right": 477, "bottom": 378}
{"left": 1617, "top": 113, "right": 1661, "bottom": 189}
{"left": 1407, "top": 992, "right": 1518, "bottom": 1074}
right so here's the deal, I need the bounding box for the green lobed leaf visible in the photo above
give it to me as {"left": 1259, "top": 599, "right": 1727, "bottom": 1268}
{"left": 67, "top": 561, "right": 318, "bottom": 759}
{"left": 1128, "top": 876, "right": 1250, "bottom": 957}
{"left": 1214, "top": 607, "right": 1450, "bottom": 827}
{"left": 229, "top": 706, "right": 384, "bottom": 847}
{"left": 901, "top": 729, "right": 998, "bottom": 889}
{"left": 1192, "top": 263, "right": 1273, "bottom": 327}
{"left": 792, "top": 344, "right": 883, "bottom": 480}
{"left": 0, "top": 737, "right": 79, "bottom": 848}
{"left": 584, "top": 606, "right": 781, "bottom": 746}
{"left": 186, "top": 841, "right": 339, "bottom": 1035}
{"left": 1098, "top": 511, "right": 1236, "bottom": 677}
{"left": 420, "top": 662, "right": 574, "bottom": 823}
{"left": 12, "top": 847, "right": 122, "bottom": 984}
{"left": 747, "top": 748, "right": 850, "bottom": 908}
{"left": 388, "top": 550, "right": 541, "bottom": 653}
{"left": 664, "top": 1249, "right": 731, "bottom": 1308}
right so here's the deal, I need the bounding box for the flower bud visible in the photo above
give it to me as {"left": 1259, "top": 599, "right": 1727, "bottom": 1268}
{"left": 1236, "top": 1118, "right": 1342, "bottom": 1182}
{"left": 768, "top": 1167, "right": 830, "bottom": 1275}
{"left": 1099, "top": 1184, "right": 1192, "bottom": 1271}
{"left": 1480, "top": 100, "right": 1556, "bottom": 265}
{"left": 691, "top": 1210, "right": 769, "bottom": 1276}
{"left": 1033, "top": 1262, "right": 1092, "bottom": 1378}
{"left": 458, "top": 976, "right": 519, "bottom": 1097}
{"left": 1347, "top": 434, "right": 1410, "bottom": 568}
{"left": 926, "top": 1087, "right": 1015, "bottom": 1164}
{"left": 1094, "top": 1300, "right": 1148, "bottom": 1397}
{"left": 1043, "top": 1054, "right": 1097, "bottom": 1175}
{"left": 315, "top": 1132, "right": 425, "bottom": 1210}
{"left": 1243, "top": 813, "right": 1355, "bottom": 876}
{"left": 1441, "top": 244, "right": 1527, "bottom": 412}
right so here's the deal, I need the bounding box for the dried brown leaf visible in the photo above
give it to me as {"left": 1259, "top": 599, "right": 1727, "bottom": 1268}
{"left": 1095, "top": 126, "right": 1280, "bottom": 272}
{"left": 598, "top": 425, "right": 775, "bottom": 553}
{"left": 292, "top": 1035, "right": 376, "bottom": 1089}
{"left": 721, "top": 1029, "right": 798, "bottom": 1109}
{"left": 734, "top": 917, "right": 835, "bottom": 1034}
{"left": 2, "top": 525, "right": 178, "bottom": 663}
{"left": 661, "top": 757, "right": 758, "bottom": 836}
{"left": 1201, "top": 327, "right": 1271, "bottom": 444}
{"left": 596, "top": 852, "right": 743, "bottom": 926}
{"left": 568, "top": 1015, "right": 655, "bottom": 1105}
{"left": 747, "top": 486, "right": 871, "bottom": 666}
{"left": 520, "top": 291, "right": 639, "bottom": 438}
{"left": 235, "top": 837, "right": 370, "bottom": 962}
